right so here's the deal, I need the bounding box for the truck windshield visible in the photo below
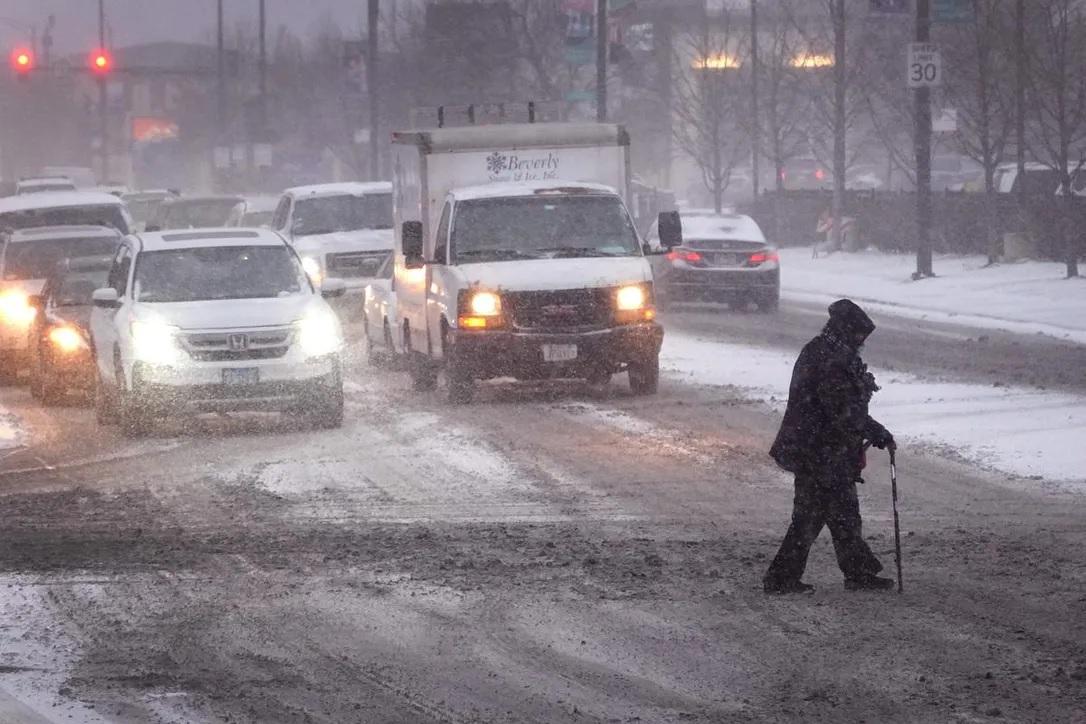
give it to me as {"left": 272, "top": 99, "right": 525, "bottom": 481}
{"left": 2, "top": 237, "right": 121, "bottom": 280}
{"left": 451, "top": 196, "right": 640, "bottom": 263}
{"left": 0, "top": 205, "right": 129, "bottom": 234}
{"left": 134, "top": 246, "right": 309, "bottom": 303}
{"left": 292, "top": 194, "right": 393, "bottom": 236}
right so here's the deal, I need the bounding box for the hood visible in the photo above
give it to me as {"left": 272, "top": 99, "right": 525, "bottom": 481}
{"left": 291, "top": 229, "right": 393, "bottom": 256}
{"left": 452, "top": 256, "right": 653, "bottom": 293}
{"left": 134, "top": 294, "right": 325, "bottom": 331}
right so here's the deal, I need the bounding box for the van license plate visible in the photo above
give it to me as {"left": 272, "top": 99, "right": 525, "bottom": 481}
{"left": 542, "top": 344, "right": 577, "bottom": 362}
{"left": 222, "top": 368, "right": 259, "bottom": 385}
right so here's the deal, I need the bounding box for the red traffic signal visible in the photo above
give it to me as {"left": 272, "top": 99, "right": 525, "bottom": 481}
{"left": 89, "top": 49, "right": 111, "bottom": 74}
{"left": 10, "top": 47, "right": 34, "bottom": 74}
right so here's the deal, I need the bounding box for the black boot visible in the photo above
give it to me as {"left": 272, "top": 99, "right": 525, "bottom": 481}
{"left": 764, "top": 579, "right": 815, "bottom": 595}
{"left": 844, "top": 574, "right": 895, "bottom": 591}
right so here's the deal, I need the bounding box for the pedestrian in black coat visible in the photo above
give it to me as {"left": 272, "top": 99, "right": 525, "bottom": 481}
{"left": 763, "top": 299, "right": 896, "bottom": 594}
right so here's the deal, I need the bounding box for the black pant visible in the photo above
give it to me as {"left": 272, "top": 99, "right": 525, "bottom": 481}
{"left": 764, "top": 470, "right": 882, "bottom": 583}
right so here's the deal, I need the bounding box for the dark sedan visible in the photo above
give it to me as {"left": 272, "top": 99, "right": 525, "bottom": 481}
{"left": 27, "top": 256, "right": 112, "bottom": 404}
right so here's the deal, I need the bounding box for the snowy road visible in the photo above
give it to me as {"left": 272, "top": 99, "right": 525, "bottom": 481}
{"left": 0, "top": 302, "right": 1084, "bottom": 722}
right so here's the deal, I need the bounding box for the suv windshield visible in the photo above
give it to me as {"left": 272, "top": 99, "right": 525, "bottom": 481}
{"left": 54, "top": 269, "right": 110, "bottom": 306}
{"left": 2, "top": 237, "right": 121, "bottom": 280}
{"left": 161, "top": 199, "right": 241, "bottom": 229}
{"left": 292, "top": 193, "right": 393, "bottom": 235}
{"left": 0, "top": 205, "right": 129, "bottom": 234}
{"left": 134, "top": 246, "right": 308, "bottom": 303}
{"left": 450, "top": 195, "right": 640, "bottom": 263}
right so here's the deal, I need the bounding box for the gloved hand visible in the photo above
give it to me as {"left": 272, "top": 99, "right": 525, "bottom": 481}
{"left": 871, "top": 429, "right": 896, "bottom": 451}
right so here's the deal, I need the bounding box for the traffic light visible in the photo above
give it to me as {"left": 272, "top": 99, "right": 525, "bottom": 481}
{"left": 89, "top": 49, "right": 111, "bottom": 75}
{"left": 10, "top": 47, "right": 34, "bottom": 77}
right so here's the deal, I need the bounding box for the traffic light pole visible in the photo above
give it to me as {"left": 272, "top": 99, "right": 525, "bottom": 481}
{"left": 914, "top": 0, "right": 934, "bottom": 278}
{"left": 98, "top": 0, "right": 108, "bottom": 183}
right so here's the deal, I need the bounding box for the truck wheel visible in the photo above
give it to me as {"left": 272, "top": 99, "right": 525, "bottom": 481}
{"left": 628, "top": 353, "right": 660, "bottom": 395}
{"left": 446, "top": 362, "right": 475, "bottom": 404}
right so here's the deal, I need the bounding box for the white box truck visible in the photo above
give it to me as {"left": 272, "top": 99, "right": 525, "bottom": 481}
{"left": 388, "top": 122, "right": 682, "bottom": 402}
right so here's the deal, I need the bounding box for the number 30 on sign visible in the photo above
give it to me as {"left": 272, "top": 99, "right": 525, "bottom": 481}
{"left": 907, "top": 42, "right": 942, "bottom": 88}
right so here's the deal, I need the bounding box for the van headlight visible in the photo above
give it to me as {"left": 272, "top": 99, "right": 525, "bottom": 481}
{"left": 0, "top": 290, "right": 36, "bottom": 327}
{"left": 131, "top": 320, "right": 181, "bottom": 364}
{"left": 614, "top": 283, "right": 656, "bottom": 324}
{"left": 296, "top": 310, "right": 342, "bottom": 358}
{"left": 301, "top": 256, "right": 324, "bottom": 285}
{"left": 469, "top": 291, "right": 502, "bottom": 316}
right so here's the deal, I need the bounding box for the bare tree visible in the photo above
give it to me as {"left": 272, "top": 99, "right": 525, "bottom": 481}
{"left": 1026, "top": 0, "right": 1086, "bottom": 277}
{"left": 672, "top": 13, "right": 750, "bottom": 212}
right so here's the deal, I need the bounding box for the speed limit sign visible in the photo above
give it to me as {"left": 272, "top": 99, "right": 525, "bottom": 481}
{"left": 907, "top": 42, "right": 943, "bottom": 87}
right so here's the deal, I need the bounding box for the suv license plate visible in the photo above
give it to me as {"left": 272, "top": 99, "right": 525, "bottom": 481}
{"left": 222, "top": 368, "right": 259, "bottom": 385}
{"left": 542, "top": 344, "right": 577, "bottom": 362}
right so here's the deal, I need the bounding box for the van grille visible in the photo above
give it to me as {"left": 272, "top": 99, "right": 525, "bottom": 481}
{"left": 505, "top": 288, "right": 612, "bottom": 332}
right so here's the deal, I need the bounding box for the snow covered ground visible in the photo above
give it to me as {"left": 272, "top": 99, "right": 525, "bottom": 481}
{"left": 0, "top": 406, "right": 24, "bottom": 451}
{"left": 661, "top": 332, "right": 1086, "bottom": 485}
{"left": 780, "top": 247, "right": 1086, "bottom": 344}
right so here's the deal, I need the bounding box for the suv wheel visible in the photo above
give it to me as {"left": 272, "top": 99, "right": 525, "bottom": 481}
{"left": 305, "top": 363, "right": 344, "bottom": 429}
{"left": 120, "top": 390, "right": 152, "bottom": 438}
{"left": 628, "top": 353, "right": 660, "bottom": 395}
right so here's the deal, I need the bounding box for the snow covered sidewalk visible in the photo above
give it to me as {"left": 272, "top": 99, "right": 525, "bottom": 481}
{"left": 662, "top": 333, "right": 1086, "bottom": 487}
{"left": 780, "top": 247, "right": 1086, "bottom": 344}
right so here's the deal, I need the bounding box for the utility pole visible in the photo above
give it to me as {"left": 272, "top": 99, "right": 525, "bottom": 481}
{"left": 750, "top": 0, "right": 760, "bottom": 200}
{"left": 914, "top": 0, "right": 934, "bottom": 278}
{"left": 98, "top": 0, "right": 108, "bottom": 183}
{"left": 259, "top": 0, "right": 267, "bottom": 112}
{"left": 367, "top": 0, "right": 380, "bottom": 181}
{"left": 596, "top": 0, "right": 607, "bottom": 122}
{"left": 1015, "top": 0, "right": 1025, "bottom": 205}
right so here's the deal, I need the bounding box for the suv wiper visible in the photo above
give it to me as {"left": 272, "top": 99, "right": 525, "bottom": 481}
{"left": 538, "top": 246, "right": 624, "bottom": 258}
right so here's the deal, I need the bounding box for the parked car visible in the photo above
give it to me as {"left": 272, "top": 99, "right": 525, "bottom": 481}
{"left": 89, "top": 228, "right": 347, "bottom": 436}
{"left": 993, "top": 162, "right": 1086, "bottom": 196}
{"left": 780, "top": 157, "right": 831, "bottom": 190}
{"left": 226, "top": 196, "right": 279, "bottom": 228}
{"left": 0, "top": 191, "right": 132, "bottom": 234}
{"left": 146, "top": 195, "right": 244, "bottom": 231}
{"left": 122, "top": 189, "right": 180, "bottom": 232}
{"left": 648, "top": 211, "right": 779, "bottom": 312}
{"left": 16, "top": 176, "right": 78, "bottom": 195}
{"left": 0, "top": 225, "right": 122, "bottom": 382}
{"left": 361, "top": 252, "right": 396, "bottom": 364}
{"left": 26, "top": 255, "right": 112, "bottom": 403}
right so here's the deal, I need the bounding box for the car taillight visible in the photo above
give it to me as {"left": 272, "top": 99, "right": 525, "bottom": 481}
{"left": 749, "top": 250, "right": 780, "bottom": 265}
{"left": 666, "top": 249, "right": 703, "bottom": 264}
{"left": 815, "top": 168, "right": 826, "bottom": 181}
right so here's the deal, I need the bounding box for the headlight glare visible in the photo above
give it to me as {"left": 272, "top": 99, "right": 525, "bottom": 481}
{"left": 301, "top": 256, "right": 324, "bottom": 285}
{"left": 48, "top": 325, "right": 86, "bottom": 353}
{"left": 469, "top": 291, "right": 502, "bottom": 317}
{"left": 0, "top": 290, "right": 36, "bottom": 327}
{"left": 297, "top": 311, "right": 342, "bottom": 358}
{"left": 130, "top": 320, "right": 180, "bottom": 364}
{"left": 616, "top": 284, "right": 647, "bottom": 311}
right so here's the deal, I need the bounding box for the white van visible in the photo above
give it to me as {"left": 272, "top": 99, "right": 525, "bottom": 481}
{"left": 389, "top": 122, "right": 677, "bottom": 402}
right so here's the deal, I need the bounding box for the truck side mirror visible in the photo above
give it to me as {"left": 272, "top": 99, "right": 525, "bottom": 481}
{"left": 402, "top": 220, "right": 424, "bottom": 269}
{"left": 657, "top": 211, "right": 683, "bottom": 250}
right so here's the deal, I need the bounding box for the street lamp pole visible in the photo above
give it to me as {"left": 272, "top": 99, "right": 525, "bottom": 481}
{"left": 914, "top": 0, "right": 934, "bottom": 278}
{"left": 750, "top": 0, "right": 760, "bottom": 200}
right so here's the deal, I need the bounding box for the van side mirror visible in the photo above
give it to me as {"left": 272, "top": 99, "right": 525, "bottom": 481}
{"left": 402, "top": 220, "right": 424, "bottom": 269}
{"left": 657, "top": 211, "right": 683, "bottom": 250}
{"left": 92, "top": 287, "right": 120, "bottom": 308}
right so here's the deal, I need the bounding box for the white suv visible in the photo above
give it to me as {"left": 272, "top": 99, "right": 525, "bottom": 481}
{"left": 89, "top": 228, "right": 347, "bottom": 436}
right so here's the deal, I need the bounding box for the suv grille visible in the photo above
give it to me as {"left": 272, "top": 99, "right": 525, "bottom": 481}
{"left": 180, "top": 327, "right": 292, "bottom": 361}
{"left": 505, "top": 288, "right": 612, "bottom": 332}
{"left": 326, "top": 251, "right": 386, "bottom": 278}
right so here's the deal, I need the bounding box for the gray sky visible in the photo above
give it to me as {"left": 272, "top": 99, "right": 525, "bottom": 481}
{"left": 1, "top": 0, "right": 372, "bottom": 55}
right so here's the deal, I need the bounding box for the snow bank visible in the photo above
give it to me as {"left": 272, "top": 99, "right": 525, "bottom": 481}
{"left": 0, "top": 407, "right": 24, "bottom": 451}
{"left": 662, "top": 332, "right": 1086, "bottom": 485}
{"left": 780, "top": 247, "right": 1086, "bottom": 344}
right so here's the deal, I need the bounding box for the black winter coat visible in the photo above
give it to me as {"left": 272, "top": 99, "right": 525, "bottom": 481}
{"left": 769, "top": 327, "right": 889, "bottom": 478}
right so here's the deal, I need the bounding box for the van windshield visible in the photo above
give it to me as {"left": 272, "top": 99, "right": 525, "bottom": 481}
{"left": 292, "top": 193, "right": 393, "bottom": 235}
{"left": 134, "top": 246, "right": 308, "bottom": 303}
{"left": 450, "top": 195, "right": 640, "bottom": 263}
{"left": 2, "top": 236, "right": 121, "bottom": 280}
{"left": 0, "top": 204, "right": 129, "bottom": 234}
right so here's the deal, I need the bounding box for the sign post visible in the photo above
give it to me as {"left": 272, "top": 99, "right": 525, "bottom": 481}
{"left": 913, "top": 0, "right": 935, "bottom": 278}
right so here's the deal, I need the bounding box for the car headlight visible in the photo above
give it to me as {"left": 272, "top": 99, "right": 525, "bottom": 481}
{"left": 131, "top": 320, "right": 181, "bottom": 364}
{"left": 296, "top": 310, "right": 342, "bottom": 358}
{"left": 469, "top": 291, "right": 502, "bottom": 316}
{"left": 48, "top": 325, "right": 87, "bottom": 353}
{"left": 615, "top": 284, "right": 647, "bottom": 311}
{"left": 0, "top": 290, "right": 36, "bottom": 327}
{"left": 301, "top": 256, "right": 324, "bottom": 285}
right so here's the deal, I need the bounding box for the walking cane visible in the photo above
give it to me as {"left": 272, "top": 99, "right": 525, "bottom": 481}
{"left": 889, "top": 449, "right": 904, "bottom": 594}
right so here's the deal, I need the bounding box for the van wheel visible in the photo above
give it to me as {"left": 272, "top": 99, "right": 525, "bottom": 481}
{"left": 628, "top": 353, "right": 660, "bottom": 395}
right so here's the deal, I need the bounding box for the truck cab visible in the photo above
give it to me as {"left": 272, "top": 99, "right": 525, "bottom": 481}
{"left": 390, "top": 122, "right": 672, "bottom": 402}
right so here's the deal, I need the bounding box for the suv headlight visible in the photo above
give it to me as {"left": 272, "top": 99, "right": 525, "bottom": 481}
{"left": 131, "top": 320, "right": 181, "bottom": 364}
{"left": 296, "top": 310, "right": 342, "bottom": 358}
